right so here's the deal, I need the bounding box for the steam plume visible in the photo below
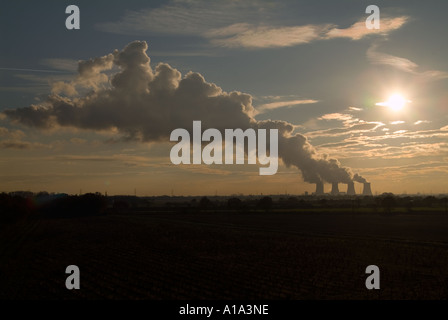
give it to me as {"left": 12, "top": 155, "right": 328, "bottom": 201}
{"left": 3, "top": 41, "right": 360, "bottom": 184}
{"left": 353, "top": 173, "right": 368, "bottom": 183}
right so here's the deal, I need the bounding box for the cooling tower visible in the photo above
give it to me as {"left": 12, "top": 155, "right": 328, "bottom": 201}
{"left": 331, "top": 182, "right": 339, "bottom": 195}
{"left": 346, "top": 181, "right": 356, "bottom": 195}
{"left": 362, "top": 182, "right": 372, "bottom": 196}
{"left": 315, "top": 181, "right": 324, "bottom": 195}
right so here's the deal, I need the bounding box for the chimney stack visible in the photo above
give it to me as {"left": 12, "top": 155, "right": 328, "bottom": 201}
{"left": 362, "top": 182, "right": 372, "bottom": 196}
{"left": 315, "top": 181, "right": 324, "bottom": 195}
{"left": 331, "top": 182, "right": 339, "bottom": 195}
{"left": 346, "top": 181, "right": 356, "bottom": 195}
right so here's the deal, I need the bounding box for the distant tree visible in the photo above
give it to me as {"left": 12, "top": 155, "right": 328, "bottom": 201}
{"left": 257, "top": 196, "right": 273, "bottom": 212}
{"left": 36, "top": 191, "right": 49, "bottom": 198}
{"left": 423, "top": 196, "right": 436, "bottom": 208}
{"left": 0, "top": 193, "right": 31, "bottom": 223}
{"left": 403, "top": 196, "right": 413, "bottom": 213}
{"left": 39, "top": 193, "right": 107, "bottom": 217}
{"left": 298, "top": 199, "right": 311, "bottom": 209}
{"left": 227, "top": 197, "right": 242, "bottom": 210}
{"left": 143, "top": 199, "right": 153, "bottom": 208}
{"left": 381, "top": 193, "right": 396, "bottom": 213}
{"left": 319, "top": 198, "right": 327, "bottom": 207}
{"left": 113, "top": 199, "right": 130, "bottom": 211}
{"left": 443, "top": 197, "right": 448, "bottom": 214}
{"left": 199, "top": 196, "right": 212, "bottom": 209}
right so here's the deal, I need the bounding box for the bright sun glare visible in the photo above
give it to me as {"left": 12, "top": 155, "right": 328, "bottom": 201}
{"left": 376, "top": 94, "right": 410, "bottom": 111}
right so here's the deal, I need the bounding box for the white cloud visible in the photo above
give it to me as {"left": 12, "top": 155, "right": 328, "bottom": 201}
{"left": 256, "top": 99, "right": 318, "bottom": 113}
{"left": 208, "top": 24, "right": 329, "bottom": 48}
{"left": 325, "top": 17, "right": 408, "bottom": 40}
{"left": 96, "top": 2, "right": 262, "bottom": 36}
{"left": 306, "top": 121, "right": 384, "bottom": 138}
{"left": 318, "top": 113, "right": 358, "bottom": 126}
{"left": 3, "top": 41, "right": 355, "bottom": 184}
{"left": 367, "top": 44, "right": 448, "bottom": 81}
{"left": 41, "top": 58, "right": 78, "bottom": 72}
{"left": 96, "top": 2, "right": 408, "bottom": 49}
{"left": 207, "top": 17, "right": 408, "bottom": 48}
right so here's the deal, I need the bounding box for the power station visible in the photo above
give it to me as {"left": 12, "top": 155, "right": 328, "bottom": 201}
{"left": 315, "top": 180, "right": 324, "bottom": 195}
{"left": 331, "top": 182, "right": 339, "bottom": 195}
{"left": 346, "top": 181, "right": 356, "bottom": 195}
{"left": 362, "top": 182, "right": 372, "bottom": 196}
{"left": 313, "top": 181, "right": 372, "bottom": 196}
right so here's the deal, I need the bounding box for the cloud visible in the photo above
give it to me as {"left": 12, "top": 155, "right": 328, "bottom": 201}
{"left": 307, "top": 122, "right": 384, "bottom": 138}
{"left": 56, "top": 154, "right": 150, "bottom": 163}
{"left": 207, "top": 24, "right": 329, "bottom": 48}
{"left": 0, "top": 127, "right": 25, "bottom": 139}
{"left": 315, "top": 124, "right": 448, "bottom": 162}
{"left": 367, "top": 44, "right": 448, "bottom": 81}
{"left": 318, "top": 113, "right": 354, "bottom": 122}
{"left": 0, "top": 67, "right": 66, "bottom": 74}
{"left": 367, "top": 44, "right": 417, "bottom": 73}
{"left": 3, "top": 40, "right": 356, "bottom": 185}
{"left": 362, "top": 161, "right": 448, "bottom": 178}
{"left": 0, "top": 140, "right": 32, "bottom": 149}
{"left": 41, "top": 58, "right": 78, "bottom": 72}
{"left": 95, "top": 2, "right": 408, "bottom": 49}
{"left": 14, "top": 74, "right": 53, "bottom": 84}
{"left": 366, "top": 142, "right": 448, "bottom": 160}
{"left": 325, "top": 17, "right": 408, "bottom": 40}
{"left": 70, "top": 138, "right": 87, "bottom": 144}
{"left": 51, "top": 53, "right": 116, "bottom": 95}
{"left": 0, "top": 140, "right": 49, "bottom": 150}
{"left": 4, "top": 41, "right": 253, "bottom": 137}
{"left": 317, "top": 113, "right": 360, "bottom": 127}
{"left": 96, "top": 2, "right": 262, "bottom": 36}
{"left": 317, "top": 141, "right": 360, "bottom": 148}
{"left": 256, "top": 99, "right": 318, "bottom": 113}
{"left": 207, "top": 17, "right": 408, "bottom": 48}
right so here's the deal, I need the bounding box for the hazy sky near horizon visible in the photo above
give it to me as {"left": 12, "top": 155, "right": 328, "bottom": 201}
{"left": 1, "top": 0, "right": 447, "bottom": 195}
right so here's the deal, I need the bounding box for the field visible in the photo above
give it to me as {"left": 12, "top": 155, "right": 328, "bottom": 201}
{"left": 1, "top": 210, "right": 448, "bottom": 299}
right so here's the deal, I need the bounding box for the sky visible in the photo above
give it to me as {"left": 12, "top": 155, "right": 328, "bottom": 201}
{"left": 0, "top": 0, "right": 447, "bottom": 196}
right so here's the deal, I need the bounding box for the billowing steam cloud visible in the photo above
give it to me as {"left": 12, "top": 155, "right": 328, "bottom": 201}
{"left": 3, "top": 41, "right": 364, "bottom": 184}
{"left": 353, "top": 173, "right": 367, "bottom": 184}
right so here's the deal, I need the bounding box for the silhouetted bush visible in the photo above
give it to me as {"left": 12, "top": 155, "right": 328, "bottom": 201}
{"left": 227, "top": 197, "right": 242, "bottom": 210}
{"left": 199, "top": 197, "right": 212, "bottom": 209}
{"left": 257, "top": 196, "right": 273, "bottom": 212}
{"left": 113, "top": 200, "right": 130, "bottom": 211}
{"left": 0, "top": 193, "right": 31, "bottom": 223}
{"left": 423, "top": 196, "right": 437, "bottom": 207}
{"left": 39, "top": 193, "right": 107, "bottom": 217}
{"left": 380, "top": 193, "right": 396, "bottom": 213}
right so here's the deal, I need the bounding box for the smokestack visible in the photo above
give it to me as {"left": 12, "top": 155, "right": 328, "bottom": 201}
{"left": 331, "top": 182, "right": 339, "bottom": 195}
{"left": 315, "top": 181, "right": 324, "bottom": 195}
{"left": 346, "top": 181, "right": 356, "bottom": 195}
{"left": 362, "top": 182, "right": 372, "bottom": 196}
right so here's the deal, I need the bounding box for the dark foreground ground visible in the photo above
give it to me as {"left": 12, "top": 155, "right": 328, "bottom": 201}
{"left": 1, "top": 210, "right": 448, "bottom": 299}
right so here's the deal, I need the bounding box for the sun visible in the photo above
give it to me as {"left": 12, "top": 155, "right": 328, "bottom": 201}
{"left": 376, "top": 93, "right": 410, "bottom": 111}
